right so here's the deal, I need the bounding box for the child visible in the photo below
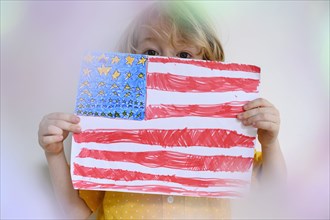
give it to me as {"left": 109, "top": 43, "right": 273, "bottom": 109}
{"left": 38, "top": 2, "right": 286, "bottom": 219}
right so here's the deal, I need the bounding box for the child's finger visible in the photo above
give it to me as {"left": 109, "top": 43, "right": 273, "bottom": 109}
{"left": 49, "top": 119, "right": 81, "bottom": 133}
{"left": 39, "top": 135, "right": 64, "bottom": 147}
{"left": 242, "top": 113, "right": 279, "bottom": 126}
{"left": 243, "top": 98, "right": 273, "bottom": 110}
{"left": 47, "top": 112, "right": 80, "bottom": 124}
{"left": 253, "top": 121, "right": 279, "bottom": 132}
{"left": 237, "top": 106, "right": 278, "bottom": 120}
{"left": 45, "top": 124, "right": 64, "bottom": 136}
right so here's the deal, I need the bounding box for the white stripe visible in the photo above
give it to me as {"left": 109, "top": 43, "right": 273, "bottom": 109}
{"left": 71, "top": 157, "right": 253, "bottom": 180}
{"left": 77, "top": 116, "right": 257, "bottom": 137}
{"left": 147, "top": 62, "right": 260, "bottom": 79}
{"left": 72, "top": 142, "right": 255, "bottom": 158}
{"left": 146, "top": 90, "right": 259, "bottom": 105}
{"left": 71, "top": 175, "right": 250, "bottom": 194}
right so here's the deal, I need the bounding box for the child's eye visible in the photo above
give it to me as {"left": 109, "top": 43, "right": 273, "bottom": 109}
{"left": 144, "top": 50, "right": 159, "bottom": 56}
{"left": 177, "top": 52, "right": 192, "bottom": 59}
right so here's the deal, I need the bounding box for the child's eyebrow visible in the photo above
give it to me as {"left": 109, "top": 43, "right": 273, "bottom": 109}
{"left": 139, "top": 37, "right": 157, "bottom": 44}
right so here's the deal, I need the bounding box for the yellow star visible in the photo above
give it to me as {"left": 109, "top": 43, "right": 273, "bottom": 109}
{"left": 82, "top": 89, "right": 92, "bottom": 97}
{"left": 78, "top": 104, "right": 84, "bottom": 109}
{"left": 137, "top": 57, "right": 147, "bottom": 65}
{"left": 79, "top": 98, "right": 85, "bottom": 102}
{"left": 98, "top": 53, "right": 109, "bottom": 62}
{"left": 124, "top": 84, "right": 131, "bottom": 90}
{"left": 138, "top": 73, "right": 144, "bottom": 78}
{"left": 111, "top": 83, "right": 118, "bottom": 88}
{"left": 136, "top": 87, "right": 140, "bottom": 91}
{"left": 97, "top": 64, "right": 111, "bottom": 76}
{"left": 126, "top": 56, "right": 134, "bottom": 65}
{"left": 98, "top": 82, "right": 106, "bottom": 87}
{"left": 84, "top": 54, "right": 94, "bottom": 63}
{"left": 80, "top": 81, "right": 90, "bottom": 88}
{"left": 98, "top": 90, "right": 105, "bottom": 96}
{"left": 83, "top": 68, "right": 91, "bottom": 76}
{"left": 126, "top": 72, "right": 131, "bottom": 79}
{"left": 113, "top": 91, "right": 119, "bottom": 96}
{"left": 124, "top": 92, "right": 131, "bottom": 97}
{"left": 112, "top": 70, "right": 120, "bottom": 79}
{"left": 112, "top": 56, "right": 120, "bottom": 64}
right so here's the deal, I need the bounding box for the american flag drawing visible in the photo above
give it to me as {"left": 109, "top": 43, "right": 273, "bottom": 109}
{"left": 71, "top": 52, "right": 260, "bottom": 198}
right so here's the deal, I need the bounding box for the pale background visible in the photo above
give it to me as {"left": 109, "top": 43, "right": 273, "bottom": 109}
{"left": 1, "top": 1, "right": 329, "bottom": 219}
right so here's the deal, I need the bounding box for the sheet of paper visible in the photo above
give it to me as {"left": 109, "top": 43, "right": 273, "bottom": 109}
{"left": 71, "top": 52, "right": 260, "bottom": 198}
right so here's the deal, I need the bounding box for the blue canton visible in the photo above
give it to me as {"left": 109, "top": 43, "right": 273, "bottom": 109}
{"left": 75, "top": 52, "right": 147, "bottom": 120}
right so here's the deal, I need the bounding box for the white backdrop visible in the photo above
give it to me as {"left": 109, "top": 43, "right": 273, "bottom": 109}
{"left": 1, "top": 1, "right": 329, "bottom": 219}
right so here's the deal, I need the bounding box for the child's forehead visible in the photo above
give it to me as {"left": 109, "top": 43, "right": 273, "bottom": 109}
{"left": 131, "top": 3, "right": 205, "bottom": 51}
{"left": 137, "top": 15, "right": 189, "bottom": 41}
{"left": 139, "top": 12, "right": 171, "bottom": 31}
{"left": 137, "top": 24, "right": 188, "bottom": 46}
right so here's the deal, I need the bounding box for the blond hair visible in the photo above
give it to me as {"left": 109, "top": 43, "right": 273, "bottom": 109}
{"left": 116, "top": 1, "right": 225, "bottom": 61}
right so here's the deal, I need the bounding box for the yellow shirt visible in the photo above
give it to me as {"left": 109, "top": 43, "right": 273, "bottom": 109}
{"left": 79, "top": 152, "right": 262, "bottom": 219}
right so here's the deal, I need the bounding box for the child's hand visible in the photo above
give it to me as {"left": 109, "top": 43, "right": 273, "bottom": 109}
{"left": 38, "top": 113, "right": 81, "bottom": 154}
{"left": 237, "top": 98, "right": 280, "bottom": 148}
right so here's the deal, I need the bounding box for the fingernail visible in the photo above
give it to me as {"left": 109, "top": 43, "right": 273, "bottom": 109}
{"left": 76, "top": 126, "right": 82, "bottom": 132}
{"left": 74, "top": 116, "right": 80, "bottom": 123}
{"left": 237, "top": 114, "right": 242, "bottom": 119}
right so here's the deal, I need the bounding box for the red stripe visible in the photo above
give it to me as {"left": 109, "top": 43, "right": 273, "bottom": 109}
{"left": 145, "top": 102, "right": 246, "bottom": 120}
{"left": 73, "top": 128, "right": 255, "bottom": 148}
{"left": 147, "top": 72, "right": 259, "bottom": 93}
{"left": 76, "top": 149, "right": 253, "bottom": 172}
{"left": 73, "top": 180, "right": 243, "bottom": 198}
{"left": 148, "top": 56, "right": 261, "bottom": 73}
{"left": 73, "top": 163, "right": 249, "bottom": 187}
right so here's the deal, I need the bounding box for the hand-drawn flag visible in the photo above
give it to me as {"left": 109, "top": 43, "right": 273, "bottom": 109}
{"left": 71, "top": 52, "right": 260, "bottom": 198}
